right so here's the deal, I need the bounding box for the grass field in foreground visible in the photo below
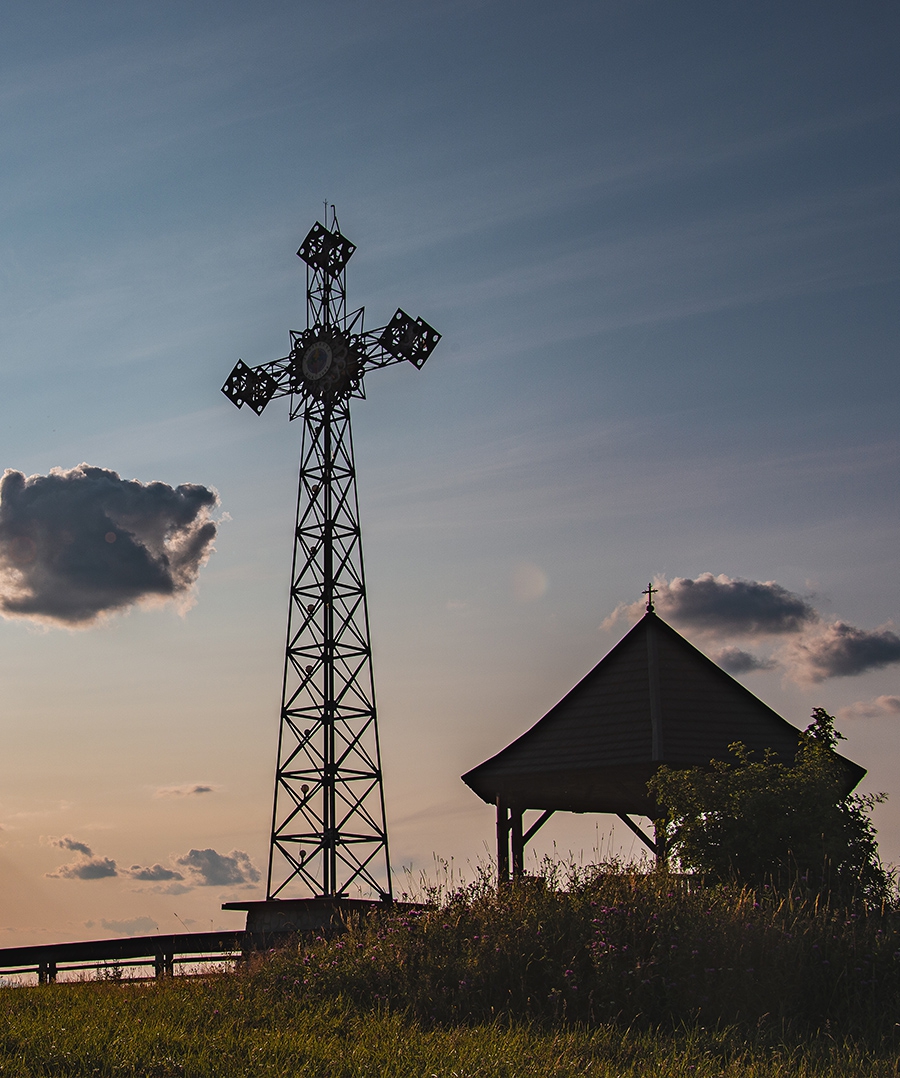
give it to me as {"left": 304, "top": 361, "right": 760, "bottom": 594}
{"left": 0, "top": 983, "right": 899, "bottom": 1077}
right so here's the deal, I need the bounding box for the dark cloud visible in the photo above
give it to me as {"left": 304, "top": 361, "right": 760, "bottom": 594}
{"left": 45, "top": 834, "right": 118, "bottom": 879}
{"left": 125, "top": 863, "right": 185, "bottom": 882}
{"left": 0, "top": 463, "right": 218, "bottom": 626}
{"left": 174, "top": 848, "right": 260, "bottom": 887}
{"left": 788, "top": 623, "right": 900, "bottom": 683}
{"left": 47, "top": 857, "right": 118, "bottom": 880}
{"left": 605, "top": 573, "right": 898, "bottom": 684}
{"left": 154, "top": 784, "right": 216, "bottom": 798}
{"left": 711, "top": 646, "right": 777, "bottom": 674}
{"left": 48, "top": 835, "right": 93, "bottom": 856}
{"left": 657, "top": 573, "right": 817, "bottom": 636}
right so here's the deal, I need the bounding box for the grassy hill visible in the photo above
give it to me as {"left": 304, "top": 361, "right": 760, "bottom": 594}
{"left": 1, "top": 864, "right": 899, "bottom": 1076}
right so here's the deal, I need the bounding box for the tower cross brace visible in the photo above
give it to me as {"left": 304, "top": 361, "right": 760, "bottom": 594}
{"left": 221, "top": 210, "right": 440, "bottom": 899}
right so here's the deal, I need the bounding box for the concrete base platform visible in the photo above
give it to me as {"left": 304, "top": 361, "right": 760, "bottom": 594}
{"left": 222, "top": 897, "right": 410, "bottom": 945}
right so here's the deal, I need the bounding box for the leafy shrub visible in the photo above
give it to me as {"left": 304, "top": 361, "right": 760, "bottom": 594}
{"left": 648, "top": 709, "right": 889, "bottom": 903}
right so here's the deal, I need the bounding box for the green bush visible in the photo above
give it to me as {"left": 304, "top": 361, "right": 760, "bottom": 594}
{"left": 648, "top": 709, "right": 889, "bottom": 903}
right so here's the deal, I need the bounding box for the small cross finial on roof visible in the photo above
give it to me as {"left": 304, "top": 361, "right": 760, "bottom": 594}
{"left": 642, "top": 582, "right": 657, "bottom": 613}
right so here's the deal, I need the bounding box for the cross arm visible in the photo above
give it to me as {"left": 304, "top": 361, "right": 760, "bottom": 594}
{"left": 221, "top": 309, "right": 440, "bottom": 414}
{"left": 359, "top": 309, "right": 441, "bottom": 373}
{"left": 221, "top": 356, "right": 293, "bottom": 415}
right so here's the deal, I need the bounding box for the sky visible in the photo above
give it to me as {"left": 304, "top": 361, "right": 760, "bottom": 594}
{"left": 0, "top": 0, "right": 898, "bottom": 945}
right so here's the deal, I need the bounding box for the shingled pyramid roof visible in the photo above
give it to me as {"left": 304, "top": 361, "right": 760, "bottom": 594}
{"left": 462, "top": 610, "right": 865, "bottom": 818}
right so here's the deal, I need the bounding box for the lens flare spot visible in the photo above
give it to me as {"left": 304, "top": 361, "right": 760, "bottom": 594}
{"left": 512, "top": 560, "right": 548, "bottom": 602}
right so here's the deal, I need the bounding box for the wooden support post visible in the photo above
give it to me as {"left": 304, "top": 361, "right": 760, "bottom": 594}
{"left": 496, "top": 797, "right": 510, "bottom": 886}
{"left": 510, "top": 807, "right": 524, "bottom": 879}
{"left": 654, "top": 820, "right": 668, "bottom": 869}
{"left": 38, "top": 960, "right": 56, "bottom": 985}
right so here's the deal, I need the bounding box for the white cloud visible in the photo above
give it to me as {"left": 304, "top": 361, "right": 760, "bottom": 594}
{"left": 838, "top": 695, "right": 900, "bottom": 721}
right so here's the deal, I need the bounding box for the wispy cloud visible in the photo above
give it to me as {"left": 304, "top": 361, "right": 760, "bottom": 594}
{"left": 124, "top": 863, "right": 184, "bottom": 882}
{"left": 130, "top": 881, "right": 192, "bottom": 896}
{"left": 154, "top": 784, "right": 217, "bottom": 799}
{"left": 93, "top": 916, "right": 159, "bottom": 937}
{"left": 46, "top": 835, "right": 92, "bottom": 856}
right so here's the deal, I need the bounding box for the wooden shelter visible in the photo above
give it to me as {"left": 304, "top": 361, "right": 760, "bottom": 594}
{"left": 461, "top": 608, "right": 865, "bottom": 880}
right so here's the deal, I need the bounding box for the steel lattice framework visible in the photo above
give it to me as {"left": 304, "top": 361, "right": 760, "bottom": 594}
{"left": 221, "top": 211, "right": 440, "bottom": 899}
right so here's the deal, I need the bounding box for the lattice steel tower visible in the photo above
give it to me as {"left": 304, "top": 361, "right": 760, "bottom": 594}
{"left": 221, "top": 211, "right": 440, "bottom": 900}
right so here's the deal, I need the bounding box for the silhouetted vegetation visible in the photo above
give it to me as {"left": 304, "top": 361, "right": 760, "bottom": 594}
{"left": 254, "top": 861, "right": 899, "bottom": 1038}
{"left": 649, "top": 709, "right": 889, "bottom": 903}
{"left": 2, "top": 864, "right": 900, "bottom": 1074}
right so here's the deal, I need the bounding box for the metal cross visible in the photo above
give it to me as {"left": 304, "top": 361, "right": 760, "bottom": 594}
{"left": 221, "top": 212, "right": 440, "bottom": 901}
{"left": 643, "top": 582, "right": 657, "bottom": 613}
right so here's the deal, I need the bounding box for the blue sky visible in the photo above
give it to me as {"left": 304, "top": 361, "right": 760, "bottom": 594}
{"left": 0, "top": 0, "right": 898, "bottom": 944}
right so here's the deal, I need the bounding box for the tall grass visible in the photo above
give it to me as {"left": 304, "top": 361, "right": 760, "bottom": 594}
{"left": 1, "top": 863, "right": 899, "bottom": 1075}
{"left": 255, "top": 862, "right": 900, "bottom": 1037}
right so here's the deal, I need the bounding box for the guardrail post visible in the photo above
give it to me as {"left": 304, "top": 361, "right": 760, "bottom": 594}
{"left": 154, "top": 952, "right": 174, "bottom": 978}
{"left": 38, "top": 960, "right": 57, "bottom": 985}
